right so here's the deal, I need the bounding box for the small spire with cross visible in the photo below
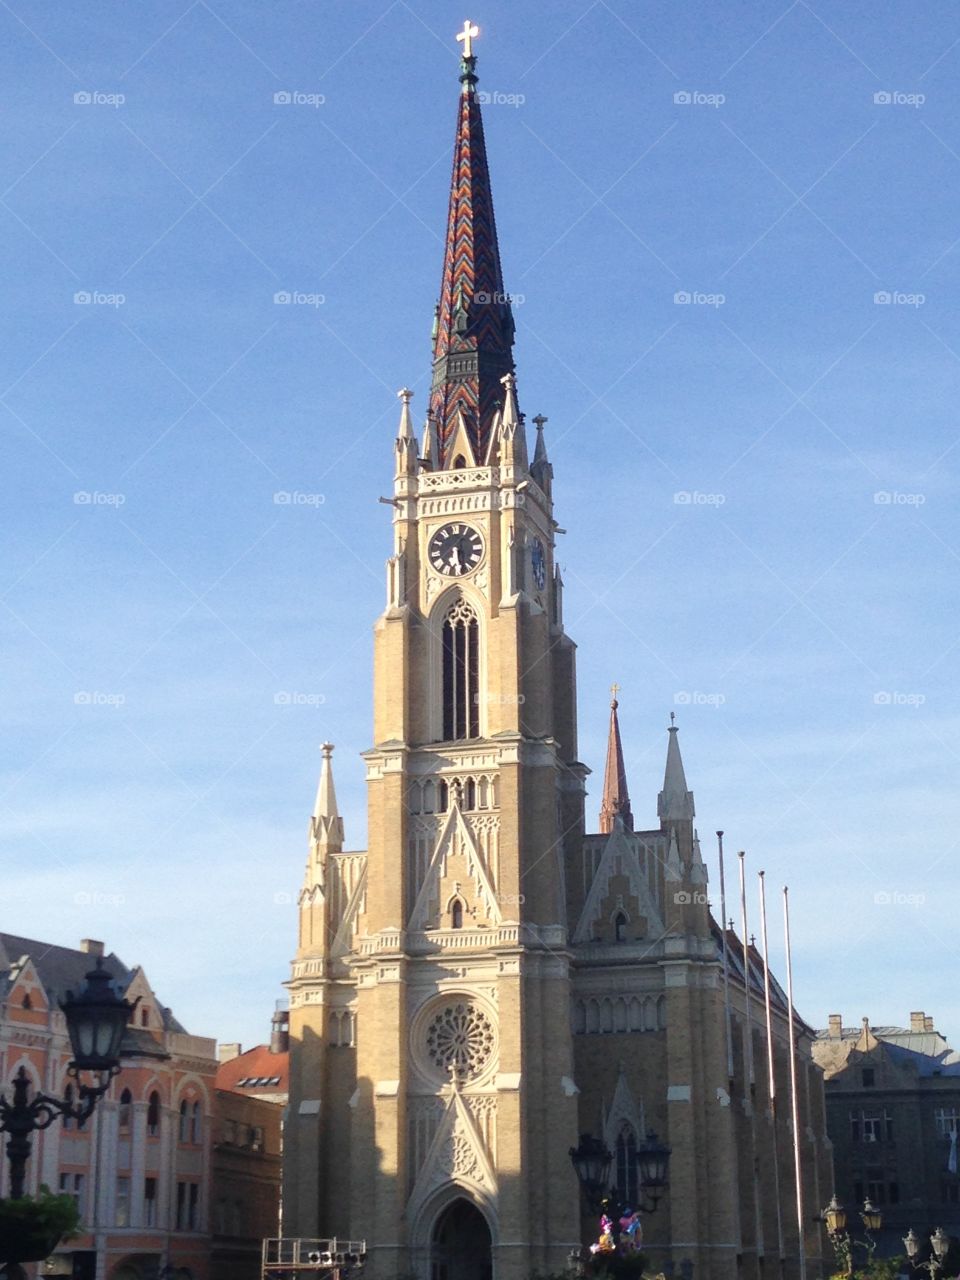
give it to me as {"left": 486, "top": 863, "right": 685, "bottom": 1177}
{"left": 610, "top": 681, "right": 620, "bottom": 708}
{"left": 670, "top": 710, "right": 676, "bottom": 726}
{"left": 457, "top": 19, "right": 479, "bottom": 58}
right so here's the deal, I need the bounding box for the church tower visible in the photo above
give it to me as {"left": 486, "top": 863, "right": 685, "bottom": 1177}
{"left": 285, "top": 23, "right": 834, "bottom": 1280}
{"left": 285, "top": 23, "right": 584, "bottom": 1279}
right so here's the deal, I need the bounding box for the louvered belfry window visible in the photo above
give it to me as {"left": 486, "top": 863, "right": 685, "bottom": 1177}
{"left": 442, "top": 596, "right": 479, "bottom": 740}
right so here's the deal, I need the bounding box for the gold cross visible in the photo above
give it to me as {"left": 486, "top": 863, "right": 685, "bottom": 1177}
{"left": 457, "top": 19, "right": 479, "bottom": 57}
{"left": 610, "top": 682, "right": 620, "bottom": 700}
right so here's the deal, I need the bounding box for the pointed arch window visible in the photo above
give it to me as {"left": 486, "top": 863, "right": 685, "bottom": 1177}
{"left": 147, "top": 1091, "right": 161, "bottom": 1137}
{"left": 451, "top": 899, "right": 464, "bottom": 929}
{"left": 615, "top": 1125, "right": 639, "bottom": 1205}
{"left": 442, "top": 596, "right": 479, "bottom": 740}
{"left": 119, "top": 1087, "right": 132, "bottom": 1131}
{"left": 614, "top": 911, "right": 628, "bottom": 942}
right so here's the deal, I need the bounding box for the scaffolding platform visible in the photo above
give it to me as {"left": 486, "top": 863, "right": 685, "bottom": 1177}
{"left": 261, "top": 1239, "right": 367, "bottom": 1279}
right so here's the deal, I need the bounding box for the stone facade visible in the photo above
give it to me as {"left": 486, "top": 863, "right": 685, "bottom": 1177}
{"left": 813, "top": 1013, "right": 960, "bottom": 1257}
{"left": 283, "top": 34, "right": 832, "bottom": 1280}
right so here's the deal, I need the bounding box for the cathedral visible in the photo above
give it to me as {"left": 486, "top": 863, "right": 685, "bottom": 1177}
{"left": 284, "top": 26, "right": 832, "bottom": 1280}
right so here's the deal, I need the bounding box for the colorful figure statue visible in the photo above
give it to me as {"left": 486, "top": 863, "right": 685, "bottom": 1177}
{"left": 589, "top": 1213, "right": 616, "bottom": 1255}
{"left": 618, "top": 1209, "right": 643, "bottom": 1252}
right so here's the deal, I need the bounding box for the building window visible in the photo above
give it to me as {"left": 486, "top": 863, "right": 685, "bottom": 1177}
{"left": 62, "top": 1084, "right": 74, "bottom": 1131}
{"left": 189, "top": 1182, "right": 199, "bottom": 1230}
{"left": 118, "top": 1087, "right": 132, "bottom": 1131}
{"left": 141, "top": 1006, "right": 149, "bottom": 1027}
{"left": 614, "top": 912, "right": 628, "bottom": 942}
{"left": 191, "top": 1101, "right": 201, "bottom": 1144}
{"left": 441, "top": 597, "right": 479, "bottom": 740}
{"left": 116, "top": 1176, "right": 130, "bottom": 1227}
{"left": 59, "top": 1172, "right": 84, "bottom": 1214}
{"left": 21, "top": 993, "right": 32, "bottom": 1009}
{"left": 851, "top": 1108, "right": 892, "bottom": 1143}
{"left": 147, "top": 1090, "right": 160, "bottom": 1136}
{"left": 615, "top": 1126, "right": 639, "bottom": 1205}
{"left": 862, "top": 1068, "right": 875, "bottom": 1088}
{"left": 178, "top": 1100, "right": 189, "bottom": 1142}
{"left": 176, "top": 1181, "right": 187, "bottom": 1230}
{"left": 451, "top": 899, "right": 464, "bottom": 929}
{"left": 144, "top": 1177, "right": 157, "bottom": 1226}
{"left": 936, "top": 1108, "right": 959, "bottom": 1137}
{"left": 865, "top": 1168, "right": 888, "bottom": 1206}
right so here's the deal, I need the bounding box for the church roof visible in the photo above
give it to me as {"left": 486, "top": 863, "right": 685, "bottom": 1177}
{"left": 430, "top": 38, "right": 515, "bottom": 467}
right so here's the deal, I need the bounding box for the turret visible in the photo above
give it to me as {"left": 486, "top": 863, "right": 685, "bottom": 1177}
{"left": 309, "top": 742, "right": 344, "bottom": 867}
{"left": 394, "top": 387, "right": 418, "bottom": 477}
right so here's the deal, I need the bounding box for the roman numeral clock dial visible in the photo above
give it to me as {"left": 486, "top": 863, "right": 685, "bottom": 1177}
{"left": 428, "top": 523, "right": 484, "bottom": 577}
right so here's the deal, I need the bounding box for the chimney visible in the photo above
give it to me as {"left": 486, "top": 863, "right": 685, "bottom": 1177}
{"left": 910, "top": 1011, "right": 926, "bottom": 1033}
{"left": 828, "top": 1014, "right": 843, "bottom": 1039}
{"left": 271, "top": 1008, "right": 290, "bottom": 1055}
{"left": 218, "top": 1043, "right": 241, "bottom": 1064}
{"left": 80, "top": 939, "right": 104, "bottom": 957}
{"left": 925, "top": 1015, "right": 935, "bottom": 1032}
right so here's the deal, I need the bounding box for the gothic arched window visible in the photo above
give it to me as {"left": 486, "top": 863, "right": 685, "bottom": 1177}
{"left": 614, "top": 911, "right": 628, "bottom": 942}
{"left": 615, "top": 1125, "right": 639, "bottom": 1204}
{"left": 451, "top": 899, "right": 464, "bottom": 929}
{"left": 442, "top": 597, "right": 479, "bottom": 740}
{"left": 147, "top": 1090, "right": 160, "bottom": 1136}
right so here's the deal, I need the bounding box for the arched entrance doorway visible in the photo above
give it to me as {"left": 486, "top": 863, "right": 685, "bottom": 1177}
{"left": 431, "top": 1198, "right": 493, "bottom": 1280}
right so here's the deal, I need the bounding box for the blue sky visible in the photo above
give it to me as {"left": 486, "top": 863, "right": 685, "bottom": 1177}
{"left": 2, "top": 0, "right": 959, "bottom": 1053}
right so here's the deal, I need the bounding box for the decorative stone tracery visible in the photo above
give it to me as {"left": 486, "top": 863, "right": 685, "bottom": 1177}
{"left": 425, "top": 1001, "right": 496, "bottom": 1081}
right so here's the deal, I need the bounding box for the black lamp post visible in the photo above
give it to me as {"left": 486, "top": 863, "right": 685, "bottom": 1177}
{"left": 0, "top": 958, "right": 136, "bottom": 1198}
{"left": 904, "top": 1228, "right": 950, "bottom": 1280}
{"left": 570, "top": 1128, "right": 671, "bottom": 1246}
{"left": 821, "top": 1194, "right": 883, "bottom": 1275}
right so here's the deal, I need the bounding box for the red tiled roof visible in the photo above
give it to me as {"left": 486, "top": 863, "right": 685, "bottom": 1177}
{"left": 215, "top": 1043, "right": 288, "bottom": 1094}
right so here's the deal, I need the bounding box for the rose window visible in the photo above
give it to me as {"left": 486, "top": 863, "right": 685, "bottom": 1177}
{"left": 425, "top": 1002, "right": 496, "bottom": 1080}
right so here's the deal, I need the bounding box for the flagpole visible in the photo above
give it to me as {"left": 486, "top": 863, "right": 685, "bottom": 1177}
{"left": 759, "top": 871, "right": 786, "bottom": 1274}
{"left": 738, "top": 852, "right": 755, "bottom": 1088}
{"left": 783, "top": 886, "right": 807, "bottom": 1280}
{"left": 717, "top": 831, "right": 734, "bottom": 1082}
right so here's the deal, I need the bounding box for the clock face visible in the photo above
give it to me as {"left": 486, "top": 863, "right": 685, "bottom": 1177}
{"left": 531, "top": 537, "right": 547, "bottom": 590}
{"left": 428, "top": 523, "right": 484, "bottom": 577}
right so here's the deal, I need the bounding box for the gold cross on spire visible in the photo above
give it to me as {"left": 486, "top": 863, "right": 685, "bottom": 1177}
{"left": 610, "top": 682, "right": 620, "bottom": 704}
{"left": 457, "top": 19, "right": 479, "bottom": 57}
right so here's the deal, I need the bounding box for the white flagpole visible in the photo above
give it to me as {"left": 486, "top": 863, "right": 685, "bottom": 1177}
{"left": 783, "top": 886, "right": 807, "bottom": 1280}
{"left": 717, "top": 831, "right": 734, "bottom": 1081}
{"left": 759, "top": 871, "right": 786, "bottom": 1273}
{"left": 739, "top": 852, "right": 755, "bottom": 1088}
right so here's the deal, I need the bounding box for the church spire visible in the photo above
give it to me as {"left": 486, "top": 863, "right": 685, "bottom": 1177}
{"left": 599, "top": 686, "right": 633, "bottom": 833}
{"left": 430, "top": 21, "right": 515, "bottom": 469}
{"left": 310, "top": 742, "right": 344, "bottom": 853}
{"left": 658, "top": 716, "right": 695, "bottom": 822}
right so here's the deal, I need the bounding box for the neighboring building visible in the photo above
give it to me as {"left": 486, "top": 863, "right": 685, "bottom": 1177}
{"left": 209, "top": 1090, "right": 282, "bottom": 1280}
{"left": 210, "top": 1010, "right": 287, "bottom": 1280}
{"left": 813, "top": 1013, "right": 960, "bottom": 1254}
{"left": 283, "top": 28, "right": 832, "bottom": 1280}
{"left": 215, "top": 1008, "right": 289, "bottom": 1104}
{"left": 0, "top": 933, "right": 216, "bottom": 1280}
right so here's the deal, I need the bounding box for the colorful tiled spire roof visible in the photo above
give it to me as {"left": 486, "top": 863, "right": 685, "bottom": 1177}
{"left": 599, "top": 687, "right": 633, "bottom": 833}
{"left": 430, "top": 29, "right": 515, "bottom": 468}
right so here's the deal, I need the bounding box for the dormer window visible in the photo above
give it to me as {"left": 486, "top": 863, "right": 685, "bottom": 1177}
{"left": 21, "top": 993, "right": 31, "bottom": 1010}
{"left": 453, "top": 454, "right": 466, "bottom": 469}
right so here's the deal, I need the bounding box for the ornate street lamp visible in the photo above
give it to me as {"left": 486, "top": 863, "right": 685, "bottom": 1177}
{"left": 570, "top": 1134, "right": 614, "bottom": 1211}
{"left": 904, "top": 1228, "right": 951, "bottom": 1280}
{"left": 0, "top": 958, "right": 136, "bottom": 1197}
{"left": 821, "top": 1196, "right": 882, "bottom": 1275}
{"left": 570, "top": 1127, "right": 671, "bottom": 1249}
